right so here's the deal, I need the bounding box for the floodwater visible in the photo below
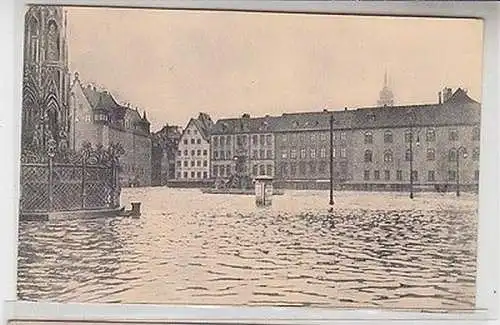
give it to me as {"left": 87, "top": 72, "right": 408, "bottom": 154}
{"left": 17, "top": 187, "right": 478, "bottom": 310}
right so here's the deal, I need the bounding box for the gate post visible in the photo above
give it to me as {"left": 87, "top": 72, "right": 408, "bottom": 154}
{"left": 48, "top": 157, "right": 53, "bottom": 212}
{"left": 81, "top": 159, "right": 86, "bottom": 209}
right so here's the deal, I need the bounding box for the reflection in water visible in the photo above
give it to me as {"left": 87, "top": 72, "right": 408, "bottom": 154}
{"left": 17, "top": 188, "right": 477, "bottom": 310}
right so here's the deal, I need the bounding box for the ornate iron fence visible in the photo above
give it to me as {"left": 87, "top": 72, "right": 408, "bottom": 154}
{"left": 20, "top": 140, "right": 124, "bottom": 214}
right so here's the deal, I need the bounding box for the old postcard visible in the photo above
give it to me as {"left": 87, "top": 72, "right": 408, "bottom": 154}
{"left": 17, "top": 5, "right": 483, "bottom": 311}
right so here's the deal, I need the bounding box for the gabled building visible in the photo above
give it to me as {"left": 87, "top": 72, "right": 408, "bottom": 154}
{"left": 69, "top": 72, "right": 152, "bottom": 187}
{"left": 175, "top": 113, "right": 214, "bottom": 181}
{"left": 151, "top": 124, "right": 182, "bottom": 186}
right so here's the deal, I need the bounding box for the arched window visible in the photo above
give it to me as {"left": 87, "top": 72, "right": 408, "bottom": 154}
{"left": 405, "top": 131, "right": 413, "bottom": 143}
{"left": 426, "top": 148, "right": 435, "bottom": 161}
{"left": 46, "top": 20, "right": 60, "bottom": 61}
{"left": 472, "top": 127, "right": 480, "bottom": 141}
{"left": 448, "top": 148, "right": 457, "bottom": 161}
{"left": 383, "top": 150, "right": 393, "bottom": 162}
{"left": 364, "top": 131, "right": 373, "bottom": 144}
{"left": 364, "top": 149, "right": 373, "bottom": 162}
{"left": 405, "top": 149, "right": 412, "bottom": 161}
{"left": 426, "top": 128, "right": 436, "bottom": 142}
{"left": 28, "top": 17, "right": 39, "bottom": 62}
{"left": 384, "top": 130, "right": 393, "bottom": 143}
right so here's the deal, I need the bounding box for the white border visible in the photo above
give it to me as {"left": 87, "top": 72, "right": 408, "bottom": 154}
{"left": 1, "top": 1, "right": 499, "bottom": 324}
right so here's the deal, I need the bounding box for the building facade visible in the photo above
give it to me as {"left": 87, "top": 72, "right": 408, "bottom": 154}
{"left": 22, "top": 5, "right": 71, "bottom": 153}
{"left": 69, "top": 73, "right": 152, "bottom": 187}
{"left": 210, "top": 114, "right": 278, "bottom": 181}
{"left": 151, "top": 124, "right": 182, "bottom": 186}
{"left": 175, "top": 113, "right": 213, "bottom": 182}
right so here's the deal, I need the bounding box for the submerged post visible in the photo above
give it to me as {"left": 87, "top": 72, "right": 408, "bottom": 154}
{"left": 329, "top": 114, "right": 335, "bottom": 206}
{"left": 255, "top": 175, "right": 273, "bottom": 207}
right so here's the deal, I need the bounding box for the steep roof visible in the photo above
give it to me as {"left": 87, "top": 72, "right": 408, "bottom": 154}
{"left": 211, "top": 115, "right": 282, "bottom": 135}
{"left": 351, "top": 88, "right": 480, "bottom": 130}
{"left": 82, "top": 85, "right": 127, "bottom": 121}
{"left": 181, "top": 113, "right": 215, "bottom": 141}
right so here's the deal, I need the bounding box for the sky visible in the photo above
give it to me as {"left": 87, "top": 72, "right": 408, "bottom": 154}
{"left": 65, "top": 6, "right": 484, "bottom": 132}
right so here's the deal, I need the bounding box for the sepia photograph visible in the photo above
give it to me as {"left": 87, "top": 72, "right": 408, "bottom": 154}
{"left": 16, "top": 4, "right": 483, "bottom": 312}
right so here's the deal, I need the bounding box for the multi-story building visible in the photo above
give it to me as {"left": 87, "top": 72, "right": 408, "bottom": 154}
{"left": 210, "top": 114, "right": 279, "bottom": 180}
{"left": 69, "top": 73, "right": 152, "bottom": 187}
{"left": 273, "top": 110, "right": 353, "bottom": 189}
{"left": 350, "top": 87, "right": 480, "bottom": 192}
{"left": 175, "top": 113, "right": 213, "bottom": 182}
{"left": 151, "top": 124, "right": 182, "bottom": 186}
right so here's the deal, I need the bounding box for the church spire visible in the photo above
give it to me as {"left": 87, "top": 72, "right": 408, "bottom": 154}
{"left": 377, "top": 70, "right": 394, "bottom": 107}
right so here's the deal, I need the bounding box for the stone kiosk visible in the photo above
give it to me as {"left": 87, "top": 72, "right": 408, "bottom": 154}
{"left": 255, "top": 175, "right": 273, "bottom": 207}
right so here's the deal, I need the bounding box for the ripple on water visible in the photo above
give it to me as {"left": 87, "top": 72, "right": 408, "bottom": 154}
{"left": 17, "top": 188, "right": 478, "bottom": 310}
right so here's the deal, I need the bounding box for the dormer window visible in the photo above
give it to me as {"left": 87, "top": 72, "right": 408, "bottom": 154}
{"left": 293, "top": 121, "right": 299, "bottom": 127}
{"left": 367, "top": 113, "right": 376, "bottom": 121}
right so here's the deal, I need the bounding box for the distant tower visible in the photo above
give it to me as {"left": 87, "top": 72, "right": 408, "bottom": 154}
{"left": 377, "top": 70, "right": 394, "bottom": 107}
{"left": 21, "top": 5, "right": 70, "bottom": 152}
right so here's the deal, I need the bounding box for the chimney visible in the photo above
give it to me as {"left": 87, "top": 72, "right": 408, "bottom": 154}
{"left": 344, "top": 107, "right": 348, "bottom": 111}
{"left": 323, "top": 109, "right": 328, "bottom": 112}
{"left": 438, "top": 91, "right": 442, "bottom": 104}
{"left": 443, "top": 87, "right": 453, "bottom": 102}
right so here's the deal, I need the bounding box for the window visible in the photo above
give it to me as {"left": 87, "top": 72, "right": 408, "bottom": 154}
{"left": 214, "top": 151, "right": 219, "bottom": 159}
{"left": 260, "top": 135, "right": 265, "bottom": 145}
{"left": 384, "top": 130, "right": 393, "bottom": 143}
{"left": 184, "top": 172, "right": 188, "bottom": 178}
{"left": 191, "top": 139, "right": 195, "bottom": 144}
{"left": 472, "top": 147, "right": 480, "bottom": 161}
{"left": 411, "top": 171, "right": 418, "bottom": 181}
{"left": 311, "top": 134, "right": 316, "bottom": 142}
{"left": 299, "top": 162, "right": 306, "bottom": 175}
{"left": 374, "top": 170, "right": 380, "bottom": 180}
{"left": 259, "top": 149, "right": 265, "bottom": 159}
{"left": 291, "top": 163, "right": 297, "bottom": 176}
{"left": 203, "top": 150, "right": 207, "bottom": 156}
{"left": 364, "top": 170, "right": 370, "bottom": 181}
{"left": 203, "top": 172, "right": 207, "bottom": 179}
{"left": 383, "top": 150, "right": 393, "bottom": 163}
{"left": 320, "top": 133, "right": 327, "bottom": 141}
{"left": 320, "top": 148, "right": 326, "bottom": 158}
{"left": 191, "top": 171, "right": 195, "bottom": 178}
{"left": 220, "top": 136, "right": 225, "bottom": 146}
{"left": 183, "top": 139, "right": 188, "bottom": 145}
{"left": 449, "top": 148, "right": 457, "bottom": 162}
{"left": 426, "top": 129, "right": 436, "bottom": 142}
{"left": 252, "top": 135, "right": 258, "bottom": 145}
{"left": 384, "top": 170, "right": 390, "bottom": 181}
{"left": 197, "top": 172, "right": 201, "bottom": 178}
{"left": 227, "top": 150, "right": 232, "bottom": 158}
{"left": 197, "top": 160, "right": 201, "bottom": 167}
{"left": 183, "top": 161, "right": 188, "bottom": 167}
{"left": 184, "top": 150, "right": 188, "bottom": 156}
{"left": 190, "top": 150, "right": 194, "bottom": 156}
{"left": 213, "top": 166, "right": 218, "bottom": 177}
{"left": 405, "top": 131, "right": 413, "bottom": 143}
{"left": 300, "top": 149, "right": 306, "bottom": 159}
{"left": 309, "top": 162, "right": 317, "bottom": 174}
{"left": 193, "top": 130, "right": 197, "bottom": 135}
{"left": 177, "top": 150, "right": 182, "bottom": 156}
{"left": 281, "top": 134, "right": 288, "bottom": 142}
{"left": 266, "top": 135, "right": 272, "bottom": 145}
{"left": 318, "top": 162, "right": 326, "bottom": 173}
{"left": 187, "top": 130, "right": 191, "bottom": 135}
{"left": 197, "top": 149, "right": 201, "bottom": 156}
{"left": 227, "top": 136, "right": 232, "bottom": 145}
{"left": 475, "top": 170, "right": 480, "bottom": 181}
{"left": 427, "top": 148, "right": 435, "bottom": 161}
{"left": 220, "top": 151, "right": 225, "bottom": 160}
{"left": 266, "top": 150, "right": 273, "bottom": 159}
{"left": 364, "top": 131, "right": 373, "bottom": 144}
{"left": 203, "top": 160, "right": 207, "bottom": 167}
{"left": 266, "top": 164, "right": 273, "bottom": 176}
{"left": 449, "top": 170, "right": 457, "bottom": 181}
{"left": 253, "top": 150, "right": 258, "bottom": 159}
{"left": 220, "top": 166, "right": 225, "bottom": 176}
{"left": 191, "top": 161, "right": 195, "bottom": 167}
{"left": 340, "top": 132, "right": 346, "bottom": 140}
{"left": 213, "top": 136, "right": 218, "bottom": 147}
{"left": 252, "top": 165, "right": 258, "bottom": 176}
{"left": 449, "top": 129, "right": 458, "bottom": 141}
{"left": 236, "top": 135, "right": 242, "bottom": 146}
{"left": 281, "top": 150, "right": 288, "bottom": 159}
{"left": 291, "top": 149, "right": 297, "bottom": 159}
{"left": 259, "top": 165, "right": 265, "bottom": 175}
{"left": 341, "top": 148, "right": 346, "bottom": 158}
{"left": 177, "top": 172, "right": 181, "bottom": 179}
{"left": 405, "top": 149, "right": 412, "bottom": 161}
{"left": 396, "top": 170, "right": 403, "bottom": 181}
{"left": 310, "top": 149, "right": 316, "bottom": 159}
{"left": 364, "top": 150, "right": 373, "bottom": 162}
{"left": 473, "top": 127, "right": 480, "bottom": 141}
{"left": 428, "top": 170, "right": 435, "bottom": 182}
{"left": 197, "top": 139, "right": 201, "bottom": 145}
{"left": 332, "top": 148, "right": 336, "bottom": 158}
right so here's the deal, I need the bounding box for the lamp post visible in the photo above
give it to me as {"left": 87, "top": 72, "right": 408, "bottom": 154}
{"left": 409, "top": 110, "right": 420, "bottom": 199}
{"left": 329, "top": 114, "right": 335, "bottom": 206}
{"left": 456, "top": 146, "right": 468, "bottom": 197}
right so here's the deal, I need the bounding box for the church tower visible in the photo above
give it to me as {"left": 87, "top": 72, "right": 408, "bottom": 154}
{"left": 377, "top": 70, "right": 395, "bottom": 107}
{"left": 22, "top": 5, "right": 70, "bottom": 153}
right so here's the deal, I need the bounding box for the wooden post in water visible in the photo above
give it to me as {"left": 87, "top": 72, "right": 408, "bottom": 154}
{"left": 329, "top": 114, "right": 335, "bottom": 207}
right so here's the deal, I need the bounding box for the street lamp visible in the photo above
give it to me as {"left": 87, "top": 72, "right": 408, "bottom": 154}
{"left": 409, "top": 109, "right": 420, "bottom": 199}
{"left": 329, "top": 114, "right": 335, "bottom": 206}
{"left": 456, "top": 146, "right": 468, "bottom": 197}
